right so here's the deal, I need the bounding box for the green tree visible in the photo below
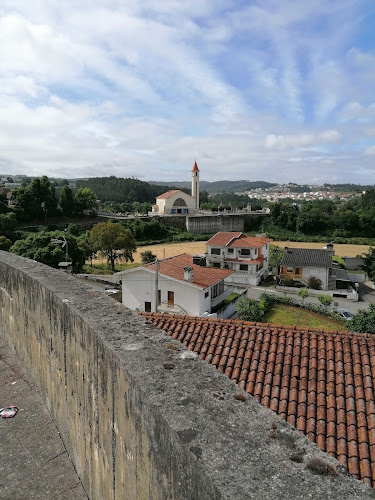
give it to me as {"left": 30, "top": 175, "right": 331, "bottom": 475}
{"left": 59, "top": 185, "right": 75, "bottom": 216}
{"left": 362, "top": 247, "right": 375, "bottom": 281}
{"left": 0, "top": 191, "right": 8, "bottom": 214}
{"left": 317, "top": 294, "right": 333, "bottom": 309}
{"left": 298, "top": 288, "right": 309, "bottom": 304}
{"left": 141, "top": 250, "right": 156, "bottom": 264}
{"left": 89, "top": 222, "right": 136, "bottom": 272}
{"left": 74, "top": 187, "right": 97, "bottom": 214}
{"left": 10, "top": 230, "right": 90, "bottom": 272}
{"left": 236, "top": 297, "right": 266, "bottom": 322}
{"left": 348, "top": 305, "right": 375, "bottom": 334}
{"left": 0, "top": 235, "right": 12, "bottom": 251}
{"left": 0, "top": 212, "right": 17, "bottom": 240}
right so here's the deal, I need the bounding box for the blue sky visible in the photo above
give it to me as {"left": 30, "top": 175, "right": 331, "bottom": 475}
{"left": 0, "top": 1, "right": 374, "bottom": 184}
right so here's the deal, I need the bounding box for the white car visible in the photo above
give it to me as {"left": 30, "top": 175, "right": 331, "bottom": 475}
{"left": 336, "top": 308, "right": 353, "bottom": 321}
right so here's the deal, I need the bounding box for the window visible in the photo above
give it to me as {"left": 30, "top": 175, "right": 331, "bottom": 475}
{"left": 158, "top": 290, "right": 161, "bottom": 305}
{"left": 145, "top": 302, "right": 151, "bottom": 312}
{"left": 227, "top": 248, "right": 234, "bottom": 254}
{"left": 255, "top": 248, "right": 258, "bottom": 256}
{"left": 211, "top": 281, "right": 224, "bottom": 298}
{"left": 168, "top": 291, "right": 174, "bottom": 307}
{"left": 213, "top": 263, "right": 220, "bottom": 268}
{"left": 205, "top": 291, "right": 209, "bottom": 298}
{"left": 287, "top": 267, "right": 293, "bottom": 273}
{"left": 240, "top": 264, "right": 248, "bottom": 271}
{"left": 211, "top": 248, "right": 221, "bottom": 255}
{"left": 295, "top": 267, "right": 300, "bottom": 275}
{"left": 241, "top": 248, "right": 250, "bottom": 255}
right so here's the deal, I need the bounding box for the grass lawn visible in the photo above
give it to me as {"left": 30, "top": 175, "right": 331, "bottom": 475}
{"left": 262, "top": 304, "right": 347, "bottom": 332}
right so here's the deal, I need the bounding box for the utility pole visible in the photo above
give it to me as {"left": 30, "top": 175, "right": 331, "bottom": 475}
{"left": 155, "top": 259, "right": 159, "bottom": 312}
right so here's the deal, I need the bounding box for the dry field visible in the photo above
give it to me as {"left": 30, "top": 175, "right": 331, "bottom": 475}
{"left": 271, "top": 241, "right": 370, "bottom": 258}
{"left": 91, "top": 239, "right": 370, "bottom": 266}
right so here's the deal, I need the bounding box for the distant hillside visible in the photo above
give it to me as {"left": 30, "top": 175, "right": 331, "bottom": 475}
{"left": 149, "top": 180, "right": 277, "bottom": 193}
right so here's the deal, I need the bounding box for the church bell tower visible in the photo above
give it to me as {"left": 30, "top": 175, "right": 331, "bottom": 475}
{"left": 191, "top": 161, "right": 200, "bottom": 210}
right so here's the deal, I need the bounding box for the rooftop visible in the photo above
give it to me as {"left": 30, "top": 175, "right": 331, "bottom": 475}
{"left": 156, "top": 189, "right": 181, "bottom": 199}
{"left": 141, "top": 312, "right": 375, "bottom": 488}
{"left": 207, "top": 232, "right": 272, "bottom": 248}
{"left": 281, "top": 247, "right": 334, "bottom": 268}
{"left": 144, "top": 253, "right": 234, "bottom": 288}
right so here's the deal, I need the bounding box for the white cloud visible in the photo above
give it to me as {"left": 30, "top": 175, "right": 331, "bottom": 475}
{"left": 364, "top": 145, "right": 375, "bottom": 156}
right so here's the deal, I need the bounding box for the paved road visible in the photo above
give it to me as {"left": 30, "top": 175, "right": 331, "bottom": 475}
{"left": 0, "top": 340, "right": 87, "bottom": 500}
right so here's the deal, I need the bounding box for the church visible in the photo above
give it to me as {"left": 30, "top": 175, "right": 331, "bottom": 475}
{"left": 152, "top": 161, "right": 200, "bottom": 215}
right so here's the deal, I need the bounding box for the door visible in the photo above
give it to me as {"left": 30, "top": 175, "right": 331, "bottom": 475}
{"left": 145, "top": 301, "right": 151, "bottom": 312}
{"left": 168, "top": 291, "right": 174, "bottom": 307}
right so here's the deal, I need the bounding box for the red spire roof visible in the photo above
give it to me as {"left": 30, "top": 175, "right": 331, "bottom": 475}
{"left": 192, "top": 161, "right": 199, "bottom": 172}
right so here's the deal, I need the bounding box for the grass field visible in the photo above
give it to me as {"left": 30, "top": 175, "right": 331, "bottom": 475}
{"left": 262, "top": 304, "right": 347, "bottom": 332}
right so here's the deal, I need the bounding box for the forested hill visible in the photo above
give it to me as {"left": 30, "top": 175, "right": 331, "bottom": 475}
{"left": 75, "top": 176, "right": 185, "bottom": 203}
{"left": 149, "top": 180, "right": 277, "bottom": 193}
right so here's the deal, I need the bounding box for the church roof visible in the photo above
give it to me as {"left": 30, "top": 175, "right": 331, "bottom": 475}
{"left": 156, "top": 189, "right": 181, "bottom": 199}
{"left": 192, "top": 161, "right": 199, "bottom": 172}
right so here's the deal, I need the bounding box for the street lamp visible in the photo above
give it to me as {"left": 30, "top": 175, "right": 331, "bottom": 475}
{"left": 50, "top": 237, "right": 69, "bottom": 261}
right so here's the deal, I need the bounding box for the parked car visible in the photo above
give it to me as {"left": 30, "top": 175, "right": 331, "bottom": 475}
{"left": 336, "top": 308, "right": 353, "bottom": 321}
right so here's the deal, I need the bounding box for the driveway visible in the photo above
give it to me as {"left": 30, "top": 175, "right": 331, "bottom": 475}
{"left": 358, "top": 282, "right": 375, "bottom": 304}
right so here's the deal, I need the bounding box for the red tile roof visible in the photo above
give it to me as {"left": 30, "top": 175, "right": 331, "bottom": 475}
{"left": 192, "top": 161, "right": 199, "bottom": 172}
{"left": 156, "top": 189, "right": 181, "bottom": 199}
{"left": 206, "top": 232, "right": 272, "bottom": 248}
{"left": 145, "top": 254, "right": 233, "bottom": 288}
{"left": 139, "top": 313, "right": 375, "bottom": 488}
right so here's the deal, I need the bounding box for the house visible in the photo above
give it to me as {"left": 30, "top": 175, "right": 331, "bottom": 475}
{"left": 119, "top": 253, "right": 239, "bottom": 318}
{"left": 152, "top": 161, "right": 200, "bottom": 214}
{"left": 205, "top": 232, "right": 272, "bottom": 286}
{"left": 141, "top": 311, "right": 375, "bottom": 488}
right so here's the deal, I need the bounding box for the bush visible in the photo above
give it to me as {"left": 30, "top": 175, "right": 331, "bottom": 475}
{"left": 348, "top": 305, "right": 375, "bottom": 334}
{"left": 307, "top": 276, "right": 322, "bottom": 290}
{"left": 141, "top": 250, "right": 156, "bottom": 264}
{"left": 236, "top": 297, "right": 266, "bottom": 322}
{"left": 317, "top": 294, "right": 333, "bottom": 308}
{"left": 280, "top": 276, "right": 294, "bottom": 287}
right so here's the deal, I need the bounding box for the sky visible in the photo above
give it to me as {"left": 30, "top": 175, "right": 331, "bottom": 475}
{"left": 0, "top": 1, "right": 375, "bottom": 185}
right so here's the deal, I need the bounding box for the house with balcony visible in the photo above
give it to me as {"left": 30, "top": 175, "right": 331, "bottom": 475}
{"left": 119, "top": 253, "right": 240, "bottom": 318}
{"left": 205, "top": 232, "right": 272, "bottom": 286}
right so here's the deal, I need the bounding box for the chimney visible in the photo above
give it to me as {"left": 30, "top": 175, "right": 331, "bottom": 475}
{"left": 325, "top": 242, "right": 334, "bottom": 254}
{"left": 184, "top": 266, "right": 193, "bottom": 282}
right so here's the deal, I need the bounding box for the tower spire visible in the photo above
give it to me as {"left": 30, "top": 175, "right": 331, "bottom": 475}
{"left": 191, "top": 160, "right": 200, "bottom": 210}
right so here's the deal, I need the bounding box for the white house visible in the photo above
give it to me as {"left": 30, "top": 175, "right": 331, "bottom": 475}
{"left": 205, "top": 232, "right": 272, "bottom": 286}
{"left": 119, "top": 253, "right": 236, "bottom": 318}
{"left": 152, "top": 162, "right": 200, "bottom": 215}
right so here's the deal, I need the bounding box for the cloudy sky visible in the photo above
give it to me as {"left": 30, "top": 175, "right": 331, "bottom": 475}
{"left": 0, "top": 1, "right": 374, "bottom": 184}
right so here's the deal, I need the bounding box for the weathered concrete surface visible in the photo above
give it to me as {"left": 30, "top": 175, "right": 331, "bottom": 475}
{"left": 0, "top": 250, "right": 374, "bottom": 499}
{"left": 186, "top": 214, "right": 244, "bottom": 233}
{"left": 0, "top": 339, "right": 87, "bottom": 499}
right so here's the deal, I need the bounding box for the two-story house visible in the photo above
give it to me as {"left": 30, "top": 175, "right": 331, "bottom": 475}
{"left": 119, "top": 253, "right": 237, "bottom": 318}
{"left": 205, "top": 232, "right": 272, "bottom": 286}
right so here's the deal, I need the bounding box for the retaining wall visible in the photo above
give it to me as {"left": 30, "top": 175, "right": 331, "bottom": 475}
{"left": 0, "top": 251, "right": 372, "bottom": 499}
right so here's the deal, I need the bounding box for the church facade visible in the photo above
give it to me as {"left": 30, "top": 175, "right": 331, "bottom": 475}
{"left": 152, "top": 162, "right": 200, "bottom": 215}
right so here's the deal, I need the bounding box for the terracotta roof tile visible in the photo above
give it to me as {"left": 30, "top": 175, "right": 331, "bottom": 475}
{"left": 140, "top": 312, "right": 375, "bottom": 488}
{"left": 156, "top": 189, "right": 181, "bottom": 199}
{"left": 145, "top": 253, "right": 233, "bottom": 288}
{"left": 206, "top": 232, "right": 272, "bottom": 248}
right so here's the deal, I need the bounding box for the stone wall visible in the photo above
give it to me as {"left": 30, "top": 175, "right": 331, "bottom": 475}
{"left": 0, "top": 251, "right": 372, "bottom": 499}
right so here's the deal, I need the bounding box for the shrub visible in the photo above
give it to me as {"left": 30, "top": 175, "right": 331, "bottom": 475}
{"left": 236, "top": 297, "right": 266, "bottom": 322}
{"left": 307, "top": 276, "right": 322, "bottom": 290}
{"left": 298, "top": 289, "right": 309, "bottom": 304}
{"left": 317, "top": 295, "right": 333, "bottom": 308}
{"left": 280, "top": 276, "right": 294, "bottom": 287}
{"left": 141, "top": 250, "right": 156, "bottom": 264}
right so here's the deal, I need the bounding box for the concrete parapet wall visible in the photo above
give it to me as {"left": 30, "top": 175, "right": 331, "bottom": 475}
{"left": 0, "top": 251, "right": 372, "bottom": 499}
{"left": 186, "top": 214, "right": 244, "bottom": 234}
